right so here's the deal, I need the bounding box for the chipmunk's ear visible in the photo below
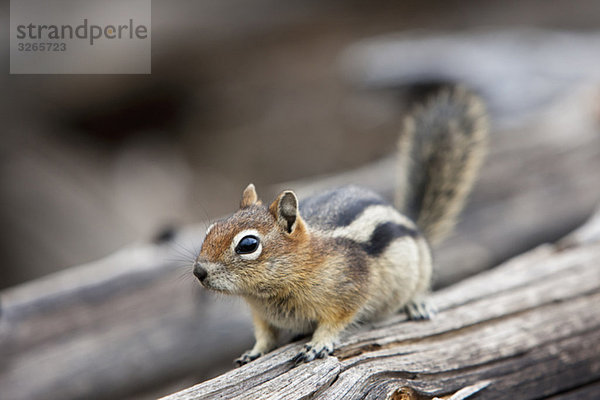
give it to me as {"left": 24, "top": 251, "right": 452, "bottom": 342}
{"left": 269, "top": 190, "right": 299, "bottom": 234}
{"left": 240, "top": 183, "right": 260, "bottom": 208}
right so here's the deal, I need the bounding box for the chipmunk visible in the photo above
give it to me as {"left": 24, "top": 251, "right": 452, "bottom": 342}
{"left": 193, "top": 86, "right": 488, "bottom": 366}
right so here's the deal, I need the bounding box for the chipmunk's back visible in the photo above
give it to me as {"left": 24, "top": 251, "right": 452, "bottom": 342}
{"left": 300, "top": 185, "right": 390, "bottom": 229}
{"left": 300, "top": 185, "right": 419, "bottom": 246}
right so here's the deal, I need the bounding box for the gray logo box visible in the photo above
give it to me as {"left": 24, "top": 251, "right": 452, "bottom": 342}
{"left": 10, "top": 0, "right": 151, "bottom": 74}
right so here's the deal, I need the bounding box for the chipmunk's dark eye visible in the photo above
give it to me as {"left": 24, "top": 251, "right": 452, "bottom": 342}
{"left": 235, "top": 235, "right": 260, "bottom": 254}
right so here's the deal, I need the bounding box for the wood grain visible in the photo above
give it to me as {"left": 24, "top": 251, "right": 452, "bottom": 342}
{"left": 162, "top": 225, "right": 600, "bottom": 399}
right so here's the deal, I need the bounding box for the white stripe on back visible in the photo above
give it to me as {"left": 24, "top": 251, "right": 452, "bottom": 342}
{"left": 327, "top": 205, "right": 416, "bottom": 242}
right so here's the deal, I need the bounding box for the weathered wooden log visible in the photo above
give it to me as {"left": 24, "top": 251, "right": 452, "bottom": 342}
{"left": 1, "top": 86, "right": 599, "bottom": 399}
{"left": 161, "top": 209, "right": 600, "bottom": 400}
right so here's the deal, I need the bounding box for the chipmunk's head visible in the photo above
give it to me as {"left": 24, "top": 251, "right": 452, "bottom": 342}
{"left": 194, "top": 183, "right": 308, "bottom": 297}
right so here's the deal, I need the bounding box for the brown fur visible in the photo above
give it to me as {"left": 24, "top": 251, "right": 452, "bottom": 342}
{"left": 198, "top": 188, "right": 371, "bottom": 363}
{"left": 195, "top": 88, "right": 489, "bottom": 365}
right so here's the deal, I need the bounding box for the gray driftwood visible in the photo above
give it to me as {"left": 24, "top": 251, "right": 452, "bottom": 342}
{"left": 162, "top": 210, "right": 600, "bottom": 400}
{"left": 1, "top": 86, "right": 599, "bottom": 399}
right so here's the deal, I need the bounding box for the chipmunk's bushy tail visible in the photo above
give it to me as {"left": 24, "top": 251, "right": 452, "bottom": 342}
{"left": 396, "top": 86, "right": 489, "bottom": 245}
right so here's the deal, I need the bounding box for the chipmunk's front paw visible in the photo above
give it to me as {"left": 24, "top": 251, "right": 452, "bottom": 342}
{"left": 234, "top": 350, "right": 263, "bottom": 367}
{"left": 405, "top": 298, "right": 437, "bottom": 320}
{"left": 292, "top": 342, "right": 334, "bottom": 365}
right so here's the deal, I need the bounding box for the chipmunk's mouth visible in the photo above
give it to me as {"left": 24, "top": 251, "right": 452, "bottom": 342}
{"left": 193, "top": 261, "right": 239, "bottom": 294}
{"left": 199, "top": 278, "right": 231, "bottom": 293}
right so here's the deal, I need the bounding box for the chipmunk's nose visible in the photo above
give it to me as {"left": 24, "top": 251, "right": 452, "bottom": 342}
{"left": 193, "top": 263, "right": 208, "bottom": 282}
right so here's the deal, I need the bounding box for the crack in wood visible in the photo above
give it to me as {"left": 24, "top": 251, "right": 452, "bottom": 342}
{"left": 303, "top": 369, "right": 341, "bottom": 400}
{"left": 537, "top": 376, "right": 600, "bottom": 400}
{"left": 386, "top": 385, "right": 434, "bottom": 400}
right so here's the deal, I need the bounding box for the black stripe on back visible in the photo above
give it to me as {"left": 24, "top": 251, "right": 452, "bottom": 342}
{"left": 362, "top": 222, "right": 419, "bottom": 256}
{"left": 334, "top": 198, "right": 386, "bottom": 227}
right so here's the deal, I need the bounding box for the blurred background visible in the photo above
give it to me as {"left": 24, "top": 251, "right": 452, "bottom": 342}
{"left": 1, "top": 1, "right": 600, "bottom": 399}
{"left": 2, "top": 0, "right": 599, "bottom": 288}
